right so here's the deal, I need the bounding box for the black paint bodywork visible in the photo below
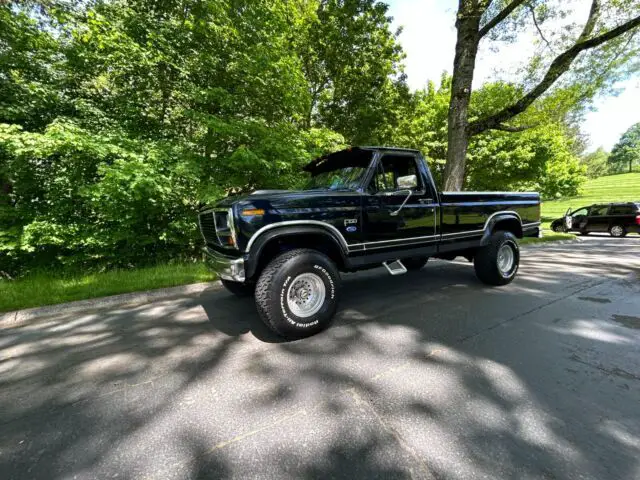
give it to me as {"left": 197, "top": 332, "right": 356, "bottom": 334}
{"left": 199, "top": 147, "right": 541, "bottom": 281}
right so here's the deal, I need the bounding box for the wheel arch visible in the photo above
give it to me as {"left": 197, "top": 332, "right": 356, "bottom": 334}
{"left": 481, "top": 211, "right": 523, "bottom": 245}
{"left": 245, "top": 225, "right": 348, "bottom": 280}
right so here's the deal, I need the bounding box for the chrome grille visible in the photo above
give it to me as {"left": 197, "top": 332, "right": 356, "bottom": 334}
{"left": 198, "top": 212, "right": 218, "bottom": 245}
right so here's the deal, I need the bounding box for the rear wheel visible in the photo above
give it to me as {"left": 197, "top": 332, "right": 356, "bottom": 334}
{"left": 221, "top": 279, "right": 254, "bottom": 297}
{"left": 402, "top": 256, "right": 429, "bottom": 271}
{"left": 474, "top": 230, "right": 519, "bottom": 286}
{"left": 610, "top": 224, "right": 627, "bottom": 237}
{"left": 255, "top": 248, "right": 340, "bottom": 339}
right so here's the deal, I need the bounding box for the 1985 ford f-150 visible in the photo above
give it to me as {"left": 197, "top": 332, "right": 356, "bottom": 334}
{"left": 199, "top": 147, "right": 541, "bottom": 339}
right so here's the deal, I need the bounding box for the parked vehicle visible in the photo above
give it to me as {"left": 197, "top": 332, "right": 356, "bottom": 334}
{"left": 550, "top": 202, "right": 640, "bottom": 237}
{"left": 199, "top": 147, "right": 541, "bottom": 339}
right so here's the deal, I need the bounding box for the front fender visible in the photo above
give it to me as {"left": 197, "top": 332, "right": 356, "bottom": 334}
{"left": 244, "top": 224, "right": 349, "bottom": 280}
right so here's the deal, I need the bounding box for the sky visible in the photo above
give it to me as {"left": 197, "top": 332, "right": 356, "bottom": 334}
{"left": 385, "top": 0, "right": 640, "bottom": 152}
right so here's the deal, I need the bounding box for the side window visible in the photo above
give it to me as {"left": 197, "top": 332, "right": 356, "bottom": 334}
{"left": 609, "top": 205, "right": 633, "bottom": 215}
{"left": 369, "top": 155, "right": 423, "bottom": 193}
{"left": 571, "top": 208, "right": 588, "bottom": 217}
{"left": 589, "top": 205, "right": 608, "bottom": 216}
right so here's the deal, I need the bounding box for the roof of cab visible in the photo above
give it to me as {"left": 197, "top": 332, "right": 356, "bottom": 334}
{"left": 303, "top": 146, "right": 420, "bottom": 173}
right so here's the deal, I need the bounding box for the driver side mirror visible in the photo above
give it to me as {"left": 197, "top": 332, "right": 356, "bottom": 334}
{"left": 397, "top": 174, "right": 417, "bottom": 190}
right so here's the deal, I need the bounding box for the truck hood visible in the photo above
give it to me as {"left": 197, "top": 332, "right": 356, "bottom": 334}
{"left": 209, "top": 189, "right": 355, "bottom": 208}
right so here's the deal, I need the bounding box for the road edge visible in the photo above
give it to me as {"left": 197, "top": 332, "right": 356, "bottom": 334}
{"left": 0, "top": 281, "right": 221, "bottom": 326}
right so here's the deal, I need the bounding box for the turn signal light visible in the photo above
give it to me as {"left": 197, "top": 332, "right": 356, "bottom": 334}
{"left": 241, "top": 208, "right": 265, "bottom": 216}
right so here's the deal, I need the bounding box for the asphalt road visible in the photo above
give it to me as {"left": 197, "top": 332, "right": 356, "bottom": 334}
{"left": 1, "top": 235, "right": 639, "bottom": 480}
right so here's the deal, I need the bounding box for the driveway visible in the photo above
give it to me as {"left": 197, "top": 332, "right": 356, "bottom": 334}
{"left": 1, "top": 236, "right": 639, "bottom": 479}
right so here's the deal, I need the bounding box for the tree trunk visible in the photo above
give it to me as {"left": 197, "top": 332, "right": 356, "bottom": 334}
{"left": 443, "top": 6, "right": 482, "bottom": 191}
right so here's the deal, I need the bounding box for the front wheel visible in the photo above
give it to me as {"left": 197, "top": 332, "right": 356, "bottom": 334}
{"left": 474, "top": 231, "right": 519, "bottom": 286}
{"left": 255, "top": 248, "right": 340, "bottom": 339}
{"left": 552, "top": 223, "right": 566, "bottom": 233}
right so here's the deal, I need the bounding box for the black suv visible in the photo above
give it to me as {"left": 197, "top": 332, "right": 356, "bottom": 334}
{"left": 551, "top": 202, "right": 640, "bottom": 237}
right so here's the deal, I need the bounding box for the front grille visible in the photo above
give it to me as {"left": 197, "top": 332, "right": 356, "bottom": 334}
{"left": 214, "top": 211, "right": 228, "bottom": 230}
{"left": 198, "top": 212, "right": 218, "bottom": 245}
{"left": 199, "top": 210, "right": 233, "bottom": 247}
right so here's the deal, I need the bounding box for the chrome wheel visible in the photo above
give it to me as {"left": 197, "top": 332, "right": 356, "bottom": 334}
{"left": 610, "top": 225, "right": 624, "bottom": 237}
{"left": 286, "top": 272, "right": 326, "bottom": 318}
{"left": 497, "top": 244, "right": 515, "bottom": 275}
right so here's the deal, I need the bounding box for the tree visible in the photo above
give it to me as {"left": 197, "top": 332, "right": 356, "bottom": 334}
{"left": 609, "top": 123, "right": 640, "bottom": 173}
{"left": 580, "top": 147, "right": 610, "bottom": 178}
{"left": 444, "top": 0, "right": 640, "bottom": 191}
{"left": 297, "top": 0, "right": 408, "bottom": 145}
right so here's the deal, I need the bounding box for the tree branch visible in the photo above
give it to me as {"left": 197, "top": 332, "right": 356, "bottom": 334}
{"left": 528, "top": 4, "right": 550, "bottom": 48}
{"left": 493, "top": 123, "right": 533, "bottom": 132}
{"left": 478, "top": 0, "right": 527, "bottom": 38}
{"left": 578, "top": 0, "right": 601, "bottom": 42}
{"left": 469, "top": 13, "right": 640, "bottom": 136}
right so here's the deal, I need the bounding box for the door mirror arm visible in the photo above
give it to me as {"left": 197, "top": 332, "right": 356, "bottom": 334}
{"left": 389, "top": 189, "right": 412, "bottom": 216}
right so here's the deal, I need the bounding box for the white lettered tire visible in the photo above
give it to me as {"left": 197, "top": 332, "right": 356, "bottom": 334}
{"left": 255, "top": 249, "right": 340, "bottom": 339}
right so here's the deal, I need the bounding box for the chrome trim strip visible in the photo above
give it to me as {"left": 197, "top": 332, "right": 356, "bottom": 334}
{"left": 440, "top": 229, "right": 484, "bottom": 237}
{"left": 212, "top": 209, "right": 223, "bottom": 246}
{"left": 348, "top": 234, "right": 438, "bottom": 248}
{"left": 483, "top": 210, "right": 522, "bottom": 230}
{"left": 197, "top": 212, "right": 208, "bottom": 243}
{"left": 244, "top": 211, "right": 539, "bottom": 255}
{"left": 245, "top": 220, "right": 350, "bottom": 253}
{"left": 522, "top": 221, "right": 541, "bottom": 227}
{"left": 228, "top": 207, "right": 238, "bottom": 247}
{"left": 441, "top": 201, "right": 538, "bottom": 207}
{"left": 442, "top": 191, "right": 539, "bottom": 195}
{"left": 363, "top": 238, "right": 440, "bottom": 251}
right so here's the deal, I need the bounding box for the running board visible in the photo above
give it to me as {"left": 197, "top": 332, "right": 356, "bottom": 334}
{"left": 382, "top": 260, "right": 407, "bottom": 276}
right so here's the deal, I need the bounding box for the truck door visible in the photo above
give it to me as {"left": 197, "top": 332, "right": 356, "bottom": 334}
{"left": 362, "top": 153, "right": 437, "bottom": 250}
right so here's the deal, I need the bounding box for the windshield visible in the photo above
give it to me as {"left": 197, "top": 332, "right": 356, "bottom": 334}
{"left": 303, "top": 166, "right": 368, "bottom": 191}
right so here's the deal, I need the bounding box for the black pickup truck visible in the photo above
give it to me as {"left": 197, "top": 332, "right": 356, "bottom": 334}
{"left": 199, "top": 146, "right": 540, "bottom": 339}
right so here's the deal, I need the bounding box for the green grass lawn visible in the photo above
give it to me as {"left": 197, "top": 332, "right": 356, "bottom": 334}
{"left": 0, "top": 263, "right": 215, "bottom": 313}
{"left": 541, "top": 172, "right": 640, "bottom": 229}
{"left": 519, "top": 233, "right": 576, "bottom": 245}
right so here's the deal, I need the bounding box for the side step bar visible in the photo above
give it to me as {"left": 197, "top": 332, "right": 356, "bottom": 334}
{"left": 382, "top": 259, "right": 407, "bottom": 276}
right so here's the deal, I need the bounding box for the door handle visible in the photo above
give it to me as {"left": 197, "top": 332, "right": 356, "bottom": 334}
{"left": 419, "top": 198, "right": 433, "bottom": 204}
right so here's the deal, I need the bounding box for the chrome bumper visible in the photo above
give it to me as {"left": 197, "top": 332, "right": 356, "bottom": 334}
{"left": 203, "top": 247, "right": 245, "bottom": 282}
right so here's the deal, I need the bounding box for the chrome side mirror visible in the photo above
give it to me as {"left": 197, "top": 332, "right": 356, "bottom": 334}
{"left": 397, "top": 174, "right": 417, "bottom": 190}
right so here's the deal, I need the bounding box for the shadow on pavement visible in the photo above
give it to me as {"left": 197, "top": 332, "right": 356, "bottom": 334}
{"left": 1, "top": 238, "right": 639, "bottom": 479}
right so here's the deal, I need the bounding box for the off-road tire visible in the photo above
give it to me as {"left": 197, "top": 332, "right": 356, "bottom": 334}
{"left": 255, "top": 248, "right": 340, "bottom": 339}
{"left": 221, "top": 279, "right": 254, "bottom": 297}
{"left": 609, "top": 224, "right": 627, "bottom": 238}
{"left": 402, "top": 256, "right": 429, "bottom": 271}
{"left": 474, "top": 230, "right": 519, "bottom": 286}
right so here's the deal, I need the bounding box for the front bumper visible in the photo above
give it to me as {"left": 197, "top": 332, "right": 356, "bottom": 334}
{"left": 203, "top": 246, "right": 246, "bottom": 282}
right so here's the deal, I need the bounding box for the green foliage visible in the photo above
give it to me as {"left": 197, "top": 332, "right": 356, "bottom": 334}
{"left": 0, "top": 0, "right": 594, "bottom": 278}
{"left": 580, "top": 147, "right": 610, "bottom": 178}
{"left": 609, "top": 123, "right": 640, "bottom": 173}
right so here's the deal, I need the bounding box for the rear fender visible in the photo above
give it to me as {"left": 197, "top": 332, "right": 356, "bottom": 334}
{"left": 480, "top": 212, "right": 523, "bottom": 245}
